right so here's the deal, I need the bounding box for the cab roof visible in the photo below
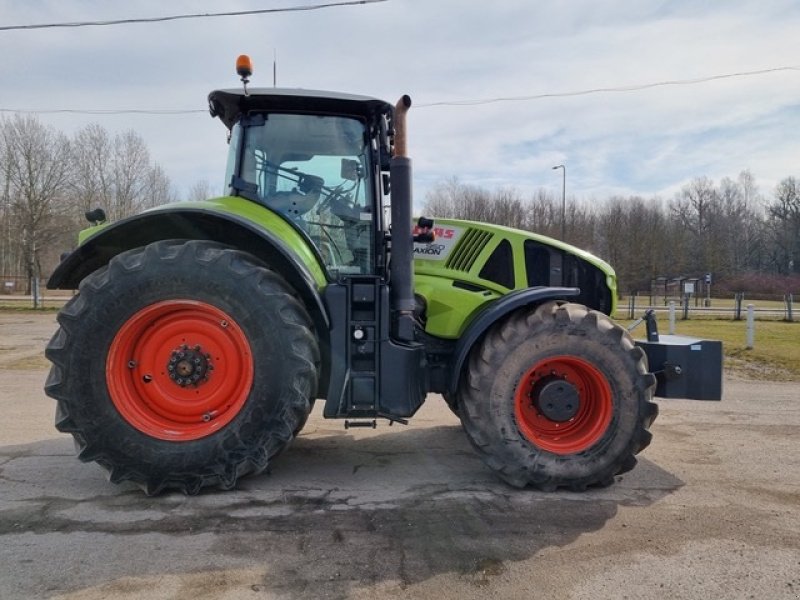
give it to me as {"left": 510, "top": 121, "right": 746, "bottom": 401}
{"left": 208, "top": 88, "right": 394, "bottom": 130}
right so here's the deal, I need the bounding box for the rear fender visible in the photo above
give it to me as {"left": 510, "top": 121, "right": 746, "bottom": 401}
{"left": 447, "top": 287, "right": 580, "bottom": 394}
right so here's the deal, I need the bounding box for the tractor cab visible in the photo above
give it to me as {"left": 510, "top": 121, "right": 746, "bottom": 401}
{"left": 208, "top": 88, "right": 395, "bottom": 278}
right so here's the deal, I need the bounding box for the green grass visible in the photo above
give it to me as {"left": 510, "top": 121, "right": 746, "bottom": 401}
{"left": 622, "top": 318, "right": 800, "bottom": 382}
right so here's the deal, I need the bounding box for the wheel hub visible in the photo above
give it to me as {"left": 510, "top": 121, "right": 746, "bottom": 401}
{"left": 514, "top": 355, "right": 613, "bottom": 455}
{"left": 167, "top": 344, "right": 213, "bottom": 387}
{"left": 535, "top": 378, "right": 581, "bottom": 422}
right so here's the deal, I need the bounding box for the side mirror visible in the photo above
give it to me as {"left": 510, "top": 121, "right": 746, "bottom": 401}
{"left": 340, "top": 158, "right": 361, "bottom": 181}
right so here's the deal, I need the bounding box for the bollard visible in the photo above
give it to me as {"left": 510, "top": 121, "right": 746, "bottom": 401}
{"left": 668, "top": 301, "right": 676, "bottom": 334}
{"left": 746, "top": 304, "right": 755, "bottom": 349}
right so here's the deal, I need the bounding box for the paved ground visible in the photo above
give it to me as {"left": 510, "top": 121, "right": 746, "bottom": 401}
{"left": 1, "top": 311, "right": 799, "bottom": 599}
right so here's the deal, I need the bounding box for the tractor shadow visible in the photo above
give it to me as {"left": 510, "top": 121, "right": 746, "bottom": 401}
{"left": 0, "top": 417, "right": 683, "bottom": 598}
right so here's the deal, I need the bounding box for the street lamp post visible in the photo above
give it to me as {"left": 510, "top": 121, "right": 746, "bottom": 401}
{"left": 552, "top": 164, "right": 566, "bottom": 240}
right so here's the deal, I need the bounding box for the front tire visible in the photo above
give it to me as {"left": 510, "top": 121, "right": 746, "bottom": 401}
{"left": 457, "top": 302, "right": 657, "bottom": 491}
{"left": 45, "top": 240, "right": 319, "bottom": 495}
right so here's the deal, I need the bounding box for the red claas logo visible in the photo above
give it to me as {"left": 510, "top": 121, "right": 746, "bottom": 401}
{"left": 412, "top": 226, "right": 456, "bottom": 239}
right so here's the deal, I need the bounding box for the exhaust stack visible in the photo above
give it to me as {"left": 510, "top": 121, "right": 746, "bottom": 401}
{"left": 389, "top": 95, "right": 416, "bottom": 341}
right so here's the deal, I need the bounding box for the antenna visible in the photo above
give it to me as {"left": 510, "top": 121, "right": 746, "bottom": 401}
{"left": 273, "top": 48, "right": 277, "bottom": 87}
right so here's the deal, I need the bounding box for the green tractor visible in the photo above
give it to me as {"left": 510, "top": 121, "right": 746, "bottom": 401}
{"left": 45, "top": 58, "right": 661, "bottom": 495}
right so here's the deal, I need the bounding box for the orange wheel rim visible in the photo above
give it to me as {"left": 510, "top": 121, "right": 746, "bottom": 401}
{"left": 107, "top": 300, "right": 253, "bottom": 441}
{"left": 514, "top": 355, "right": 613, "bottom": 455}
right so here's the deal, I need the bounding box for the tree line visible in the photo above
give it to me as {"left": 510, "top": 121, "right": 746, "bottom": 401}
{"left": 0, "top": 116, "right": 176, "bottom": 290}
{"left": 423, "top": 173, "right": 800, "bottom": 294}
{"left": 2, "top": 114, "right": 798, "bottom": 297}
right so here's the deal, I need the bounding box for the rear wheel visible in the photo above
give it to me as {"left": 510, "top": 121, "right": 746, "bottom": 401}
{"left": 457, "top": 302, "right": 657, "bottom": 491}
{"left": 45, "top": 240, "right": 319, "bottom": 495}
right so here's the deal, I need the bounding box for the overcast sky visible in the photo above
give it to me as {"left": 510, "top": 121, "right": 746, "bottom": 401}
{"left": 2, "top": 0, "right": 799, "bottom": 207}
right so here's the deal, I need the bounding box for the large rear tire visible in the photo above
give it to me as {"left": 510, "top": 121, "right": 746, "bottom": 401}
{"left": 457, "top": 302, "right": 657, "bottom": 491}
{"left": 45, "top": 240, "right": 319, "bottom": 495}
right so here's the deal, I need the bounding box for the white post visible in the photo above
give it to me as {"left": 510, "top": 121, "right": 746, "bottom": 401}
{"left": 668, "top": 301, "right": 676, "bottom": 335}
{"left": 32, "top": 276, "right": 41, "bottom": 309}
{"left": 746, "top": 304, "right": 755, "bottom": 349}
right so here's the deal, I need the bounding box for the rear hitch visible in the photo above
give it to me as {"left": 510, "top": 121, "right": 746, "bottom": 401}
{"left": 627, "top": 308, "right": 659, "bottom": 342}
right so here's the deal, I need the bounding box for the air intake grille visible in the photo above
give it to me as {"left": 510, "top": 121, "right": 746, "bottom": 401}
{"left": 445, "top": 229, "right": 494, "bottom": 272}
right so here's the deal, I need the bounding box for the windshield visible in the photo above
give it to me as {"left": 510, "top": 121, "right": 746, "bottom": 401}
{"left": 239, "top": 113, "right": 374, "bottom": 275}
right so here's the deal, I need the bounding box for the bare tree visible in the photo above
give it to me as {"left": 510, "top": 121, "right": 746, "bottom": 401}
{"left": 490, "top": 188, "right": 526, "bottom": 228}
{"left": 1, "top": 131, "right": 18, "bottom": 276}
{"left": 595, "top": 196, "right": 628, "bottom": 271}
{"left": 564, "top": 198, "right": 596, "bottom": 250}
{"left": 422, "top": 177, "right": 458, "bottom": 217}
{"left": 0, "top": 115, "right": 72, "bottom": 291}
{"left": 526, "top": 189, "right": 559, "bottom": 238}
{"left": 111, "top": 130, "right": 151, "bottom": 220}
{"left": 594, "top": 196, "right": 669, "bottom": 292}
{"left": 426, "top": 179, "right": 561, "bottom": 234}
{"left": 767, "top": 177, "right": 800, "bottom": 274}
{"left": 736, "top": 170, "right": 768, "bottom": 271}
{"left": 70, "top": 123, "right": 114, "bottom": 216}
{"left": 71, "top": 125, "right": 174, "bottom": 221}
{"left": 142, "top": 164, "right": 175, "bottom": 209}
{"left": 186, "top": 179, "right": 214, "bottom": 202}
{"left": 670, "top": 177, "right": 723, "bottom": 275}
{"left": 422, "top": 177, "right": 492, "bottom": 222}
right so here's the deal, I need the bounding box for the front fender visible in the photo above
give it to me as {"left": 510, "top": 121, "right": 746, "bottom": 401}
{"left": 447, "top": 287, "right": 580, "bottom": 394}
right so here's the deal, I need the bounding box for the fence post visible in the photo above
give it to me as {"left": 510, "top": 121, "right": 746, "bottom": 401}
{"left": 786, "top": 294, "right": 794, "bottom": 322}
{"left": 734, "top": 292, "right": 743, "bottom": 321}
{"left": 668, "top": 301, "right": 676, "bottom": 334}
{"left": 746, "top": 304, "right": 755, "bottom": 349}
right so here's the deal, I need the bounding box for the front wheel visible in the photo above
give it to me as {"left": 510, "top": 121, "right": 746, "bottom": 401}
{"left": 45, "top": 240, "right": 319, "bottom": 495}
{"left": 457, "top": 302, "right": 657, "bottom": 491}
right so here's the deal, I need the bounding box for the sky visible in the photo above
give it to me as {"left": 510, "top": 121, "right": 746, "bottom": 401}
{"left": 1, "top": 0, "right": 799, "bottom": 208}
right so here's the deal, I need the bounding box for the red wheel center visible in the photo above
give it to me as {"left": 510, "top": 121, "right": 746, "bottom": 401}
{"left": 514, "top": 355, "right": 613, "bottom": 455}
{"left": 106, "top": 300, "right": 254, "bottom": 441}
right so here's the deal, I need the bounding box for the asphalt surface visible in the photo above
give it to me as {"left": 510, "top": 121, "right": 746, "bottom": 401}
{"left": 1, "top": 311, "right": 799, "bottom": 599}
